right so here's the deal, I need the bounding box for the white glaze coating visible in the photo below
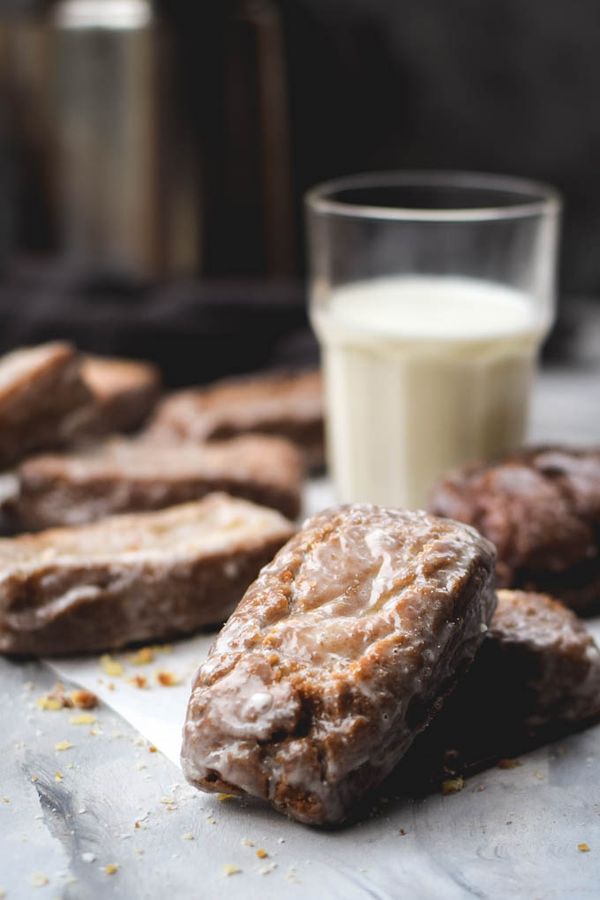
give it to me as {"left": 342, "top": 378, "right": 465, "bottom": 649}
{"left": 0, "top": 494, "right": 295, "bottom": 655}
{"left": 0, "top": 494, "right": 291, "bottom": 569}
{"left": 182, "top": 504, "right": 496, "bottom": 824}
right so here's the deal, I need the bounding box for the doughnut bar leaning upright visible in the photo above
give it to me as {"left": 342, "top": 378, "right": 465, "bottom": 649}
{"left": 182, "top": 504, "right": 496, "bottom": 825}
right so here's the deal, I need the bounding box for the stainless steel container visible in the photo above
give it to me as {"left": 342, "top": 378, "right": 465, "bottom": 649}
{"left": 9, "top": 0, "right": 201, "bottom": 278}
{"left": 2, "top": 0, "right": 295, "bottom": 280}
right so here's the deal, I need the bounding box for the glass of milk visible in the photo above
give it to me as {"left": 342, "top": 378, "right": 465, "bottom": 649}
{"left": 306, "top": 171, "right": 561, "bottom": 508}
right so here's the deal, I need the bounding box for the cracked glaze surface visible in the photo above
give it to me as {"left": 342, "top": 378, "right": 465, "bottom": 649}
{"left": 182, "top": 504, "right": 496, "bottom": 824}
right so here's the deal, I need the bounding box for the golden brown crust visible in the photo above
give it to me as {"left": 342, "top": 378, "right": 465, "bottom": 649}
{"left": 0, "top": 342, "right": 92, "bottom": 467}
{"left": 0, "top": 494, "right": 295, "bottom": 656}
{"left": 148, "top": 369, "right": 324, "bottom": 470}
{"left": 8, "top": 434, "right": 303, "bottom": 530}
{"left": 182, "top": 504, "right": 496, "bottom": 825}
{"left": 78, "top": 355, "right": 161, "bottom": 436}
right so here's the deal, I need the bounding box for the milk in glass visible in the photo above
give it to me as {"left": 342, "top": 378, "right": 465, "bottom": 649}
{"left": 312, "top": 275, "right": 544, "bottom": 508}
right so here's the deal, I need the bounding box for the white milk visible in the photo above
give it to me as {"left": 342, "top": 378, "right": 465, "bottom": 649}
{"left": 312, "top": 275, "right": 545, "bottom": 509}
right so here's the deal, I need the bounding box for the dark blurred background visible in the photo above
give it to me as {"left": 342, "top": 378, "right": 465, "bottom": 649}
{"left": 0, "top": 0, "right": 598, "bottom": 381}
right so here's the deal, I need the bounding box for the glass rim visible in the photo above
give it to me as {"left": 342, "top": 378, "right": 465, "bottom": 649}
{"left": 305, "top": 170, "right": 561, "bottom": 222}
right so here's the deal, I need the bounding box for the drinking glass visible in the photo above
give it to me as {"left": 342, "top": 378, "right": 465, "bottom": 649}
{"left": 306, "top": 171, "right": 561, "bottom": 508}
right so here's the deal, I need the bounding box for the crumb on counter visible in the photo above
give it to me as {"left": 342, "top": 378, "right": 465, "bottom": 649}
{"left": 148, "top": 744, "right": 157, "bottom": 753}
{"left": 578, "top": 843, "right": 591, "bottom": 853}
{"left": 103, "top": 863, "right": 119, "bottom": 875}
{"left": 441, "top": 776, "right": 464, "bottom": 796}
{"left": 54, "top": 771, "right": 63, "bottom": 782}
{"left": 71, "top": 689, "right": 98, "bottom": 709}
{"left": 69, "top": 714, "right": 97, "bottom": 726}
{"left": 36, "top": 695, "right": 63, "bottom": 711}
{"left": 156, "top": 670, "right": 181, "bottom": 687}
{"left": 129, "top": 675, "right": 148, "bottom": 689}
{"left": 36, "top": 682, "right": 68, "bottom": 710}
{"left": 258, "top": 863, "right": 277, "bottom": 875}
{"left": 30, "top": 873, "right": 49, "bottom": 887}
{"left": 217, "top": 793, "right": 235, "bottom": 802}
{"left": 100, "top": 655, "right": 124, "bottom": 677}
{"left": 129, "top": 647, "right": 155, "bottom": 666}
{"left": 181, "top": 833, "right": 194, "bottom": 841}
{"left": 37, "top": 684, "right": 99, "bottom": 711}
{"left": 54, "top": 740, "right": 74, "bottom": 752}
{"left": 256, "top": 848, "right": 268, "bottom": 859}
{"left": 223, "top": 864, "right": 241, "bottom": 876}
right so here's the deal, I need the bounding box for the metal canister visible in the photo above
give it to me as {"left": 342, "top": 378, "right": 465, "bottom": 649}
{"left": 9, "top": 0, "right": 201, "bottom": 278}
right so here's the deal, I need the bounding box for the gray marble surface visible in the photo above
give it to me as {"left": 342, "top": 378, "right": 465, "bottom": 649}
{"left": 0, "top": 310, "right": 599, "bottom": 900}
{"left": 3, "top": 643, "right": 600, "bottom": 900}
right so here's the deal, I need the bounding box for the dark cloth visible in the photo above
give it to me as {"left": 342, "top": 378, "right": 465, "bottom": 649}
{"left": 0, "top": 263, "right": 317, "bottom": 387}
